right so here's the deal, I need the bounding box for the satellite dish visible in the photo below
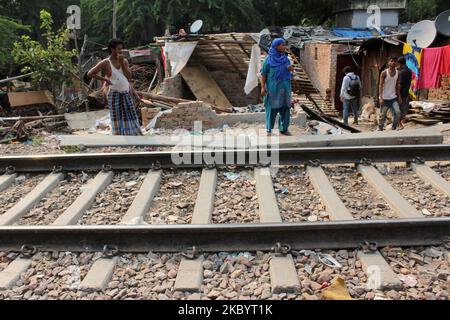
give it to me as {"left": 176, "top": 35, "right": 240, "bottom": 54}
{"left": 190, "top": 20, "right": 203, "bottom": 34}
{"left": 284, "top": 28, "right": 294, "bottom": 40}
{"left": 407, "top": 20, "right": 437, "bottom": 48}
{"left": 436, "top": 9, "right": 450, "bottom": 37}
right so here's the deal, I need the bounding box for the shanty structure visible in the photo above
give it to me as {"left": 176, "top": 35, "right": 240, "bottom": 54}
{"left": 155, "top": 33, "right": 337, "bottom": 116}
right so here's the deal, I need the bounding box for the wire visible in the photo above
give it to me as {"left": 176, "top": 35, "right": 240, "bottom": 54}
{"left": 347, "top": 40, "right": 360, "bottom": 69}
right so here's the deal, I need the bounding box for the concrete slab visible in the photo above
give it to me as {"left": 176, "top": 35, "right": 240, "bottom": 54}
{"left": 270, "top": 256, "right": 301, "bottom": 294}
{"left": 121, "top": 170, "right": 162, "bottom": 225}
{"left": 0, "top": 258, "right": 32, "bottom": 290}
{"left": 254, "top": 167, "right": 282, "bottom": 223}
{"left": 257, "top": 127, "right": 443, "bottom": 148}
{"left": 64, "top": 110, "right": 109, "bottom": 130}
{"left": 307, "top": 166, "right": 354, "bottom": 221}
{"left": 358, "top": 165, "right": 422, "bottom": 219}
{"left": 358, "top": 251, "right": 403, "bottom": 291}
{"left": 174, "top": 258, "right": 205, "bottom": 292}
{"left": 59, "top": 134, "right": 251, "bottom": 149}
{"left": 0, "top": 174, "right": 16, "bottom": 192}
{"left": 80, "top": 257, "right": 118, "bottom": 292}
{"left": 411, "top": 163, "right": 450, "bottom": 199}
{"left": 191, "top": 169, "right": 217, "bottom": 225}
{"left": 0, "top": 173, "right": 64, "bottom": 226}
{"left": 52, "top": 171, "right": 114, "bottom": 226}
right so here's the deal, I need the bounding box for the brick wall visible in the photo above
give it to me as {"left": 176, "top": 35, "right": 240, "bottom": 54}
{"left": 300, "top": 43, "right": 334, "bottom": 98}
{"left": 209, "top": 70, "right": 259, "bottom": 107}
{"left": 156, "top": 102, "right": 220, "bottom": 130}
{"left": 159, "top": 75, "right": 185, "bottom": 98}
{"left": 428, "top": 76, "right": 450, "bottom": 101}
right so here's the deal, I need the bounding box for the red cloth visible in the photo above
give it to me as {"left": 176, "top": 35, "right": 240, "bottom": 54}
{"left": 440, "top": 45, "right": 450, "bottom": 76}
{"left": 419, "top": 47, "right": 444, "bottom": 89}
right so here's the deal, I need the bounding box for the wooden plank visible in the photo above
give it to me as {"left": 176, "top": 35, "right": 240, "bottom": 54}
{"left": 411, "top": 163, "right": 450, "bottom": 199}
{"left": 307, "top": 166, "right": 354, "bottom": 221}
{"left": 357, "top": 165, "right": 422, "bottom": 219}
{"left": 0, "top": 173, "right": 64, "bottom": 226}
{"left": 181, "top": 65, "right": 232, "bottom": 111}
{"left": 8, "top": 90, "right": 55, "bottom": 108}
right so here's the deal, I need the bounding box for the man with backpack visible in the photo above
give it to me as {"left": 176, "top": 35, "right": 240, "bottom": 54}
{"left": 340, "top": 66, "right": 361, "bottom": 126}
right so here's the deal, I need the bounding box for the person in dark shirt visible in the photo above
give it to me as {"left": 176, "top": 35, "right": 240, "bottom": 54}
{"left": 397, "top": 56, "right": 412, "bottom": 129}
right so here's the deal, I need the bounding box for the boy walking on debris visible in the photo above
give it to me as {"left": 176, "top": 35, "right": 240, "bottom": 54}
{"left": 87, "top": 39, "right": 142, "bottom": 136}
{"left": 378, "top": 56, "right": 402, "bottom": 131}
{"left": 340, "top": 66, "right": 361, "bottom": 126}
{"left": 261, "top": 38, "right": 294, "bottom": 136}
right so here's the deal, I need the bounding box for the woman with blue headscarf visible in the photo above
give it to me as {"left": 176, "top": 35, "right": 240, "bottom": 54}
{"left": 261, "top": 38, "right": 293, "bottom": 135}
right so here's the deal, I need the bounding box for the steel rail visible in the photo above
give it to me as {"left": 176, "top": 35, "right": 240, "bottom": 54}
{"left": 2, "top": 145, "right": 450, "bottom": 172}
{"left": 0, "top": 218, "right": 448, "bottom": 253}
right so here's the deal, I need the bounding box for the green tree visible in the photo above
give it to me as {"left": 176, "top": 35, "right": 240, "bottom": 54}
{"left": 13, "top": 10, "right": 77, "bottom": 97}
{"left": 0, "top": 16, "right": 30, "bottom": 76}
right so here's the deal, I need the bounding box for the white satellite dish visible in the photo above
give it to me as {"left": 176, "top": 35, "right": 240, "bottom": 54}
{"left": 284, "top": 28, "right": 294, "bottom": 40}
{"left": 190, "top": 20, "right": 203, "bottom": 34}
{"left": 407, "top": 20, "right": 437, "bottom": 48}
{"left": 436, "top": 9, "right": 450, "bottom": 37}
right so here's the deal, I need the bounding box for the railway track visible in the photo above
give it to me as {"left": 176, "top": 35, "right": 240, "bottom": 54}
{"left": 0, "top": 145, "right": 449, "bottom": 300}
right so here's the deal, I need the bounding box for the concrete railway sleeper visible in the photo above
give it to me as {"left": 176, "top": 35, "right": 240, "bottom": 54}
{"left": 0, "top": 148, "right": 449, "bottom": 299}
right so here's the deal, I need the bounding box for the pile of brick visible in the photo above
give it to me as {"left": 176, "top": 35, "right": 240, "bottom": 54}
{"left": 428, "top": 75, "right": 450, "bottom": 101}
{"left": 153, "top": 102, "right": 220, "bottom": 130}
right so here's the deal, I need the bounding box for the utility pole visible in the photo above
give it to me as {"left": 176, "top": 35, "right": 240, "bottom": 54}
{"left": 113, "top": 0, "right": 118, "bottom": 38}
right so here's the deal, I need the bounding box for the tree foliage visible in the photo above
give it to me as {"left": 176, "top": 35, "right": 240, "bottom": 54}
{"left": 12, "top": 10, "right": 77, "bottom": 96}
{"left": 0, "top": 16, "right": 30, "bottom": 76}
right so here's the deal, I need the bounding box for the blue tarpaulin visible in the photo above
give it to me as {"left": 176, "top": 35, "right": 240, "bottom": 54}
{"left": 331, "top": 28, "right": 385, "bottom": 39}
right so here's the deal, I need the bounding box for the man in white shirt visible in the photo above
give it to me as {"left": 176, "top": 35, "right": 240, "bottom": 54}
{"left": 340, "top": 66, "right": 362, "bottom": 126}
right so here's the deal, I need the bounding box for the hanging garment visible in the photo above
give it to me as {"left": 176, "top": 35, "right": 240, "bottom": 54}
{"left": 440, "top": 45, "right": 450, "bottom": 76}
{"left": 419, "top": 46, "right": 444, "bottom": 89}
{"left": 403, "top": 43, "right": 422, "bottom": 99}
